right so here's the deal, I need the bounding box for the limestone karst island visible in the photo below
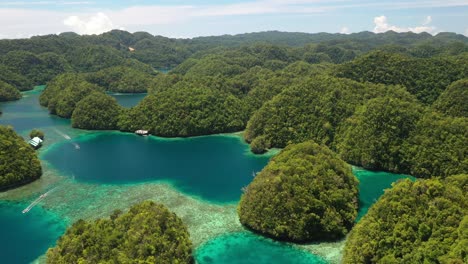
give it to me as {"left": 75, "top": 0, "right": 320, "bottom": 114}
{"left": 0, "top": 1, "right": 467, "bottom": 263}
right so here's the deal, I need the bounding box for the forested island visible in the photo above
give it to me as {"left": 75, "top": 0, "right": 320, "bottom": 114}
{"left": 47, "top": 201, "right": 193, "bottom": 263}
{"left": 343, "top": 174, "right": 467, "bottom": 263}
{"left": 239, "top": 141, "right": 359, "bottom": 242}
{"left": 0, "top": 126, "right": 42, "bottom": 190}
{"left": 0, "top": 29, "right": 467, "bottom": 263}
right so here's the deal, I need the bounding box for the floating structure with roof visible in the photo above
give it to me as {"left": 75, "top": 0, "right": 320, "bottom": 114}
{"left": 28, "top": 137, "right": 43, "bottom": 149}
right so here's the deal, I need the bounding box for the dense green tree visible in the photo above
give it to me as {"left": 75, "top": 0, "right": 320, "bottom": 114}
{"left": 86, "top": 66, "right": 156, "bottom": 93}
{"left": 0, "top": 126, "right": 42, "bottom": 190}
{"left": 0, "top": 80, "right": 21, "bottom": 101}
{"left": 335, "top": 92, "right": 424, "bottom": 173}
{"left": 148, "top": 74, "right": 183, "bottom": 94}
{"left": 0, "top": 64, "right": 33, "bottom": 91}
{"left": 336, "top": 51, "right": 468, "bottom": 104}
{"left": 244, "top": 76, "right": 391, "bottom": 150}
{"left": 40, "top": 73, "right": 103, "bottom": 118}
{"left": 249, "top": 135, "right": 271, "bottom": 154}
{"left": 1, "top": 51, "right": 71, "bottom": 86}
{"left": 119, "top": 87, "right": 248, "bottom": 137}
{"left": 343, "top": 175, "right": 468, "bottom": 264}
{"left": 29, "top": 129, "right": 45, "bottom": 140}
{"left": 183, "top": 56, "right": 248, "bottom": 78}
{"left": 65, "top": 45, "right": 126, "bottom": 72}
{"left": 238, "top": 141, "right": 359, "bottom": 242}
{"left": 402, "top": 112, "right": 467, "bottom": 178}
{"left": 36, "top": 52, "right": 73, "bottom": 83}
{"left": 432, "top": 79, "right": 468, "bottom": 117}
{"left": 71, "top": 92, "right": 122, "bottom": 130}
{"left": 47, "top": 201, "right": 193, "bottom": 264}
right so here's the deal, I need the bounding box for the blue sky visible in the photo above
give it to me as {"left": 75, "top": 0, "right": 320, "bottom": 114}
{"left": 0, "top": 0, "right": 467, "bottom": 38}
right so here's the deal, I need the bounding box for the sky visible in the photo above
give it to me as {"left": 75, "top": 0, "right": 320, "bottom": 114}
{"left": 0, "top": 0, "right": 467, "bottom": 39}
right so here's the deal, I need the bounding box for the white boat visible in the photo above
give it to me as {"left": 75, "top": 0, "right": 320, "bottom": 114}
{"left": 135, "top": 130, "right": 149, "bottom": 136}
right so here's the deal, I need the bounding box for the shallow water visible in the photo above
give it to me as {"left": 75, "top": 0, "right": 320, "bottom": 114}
{"left": 0, "top": 201, "right": 66, "bottom": 264}
{"left": 195, "top": 232, "right": 327, "bottom": 264}
{"left": 42, "top": 133, "right": 271, "bottom": 203}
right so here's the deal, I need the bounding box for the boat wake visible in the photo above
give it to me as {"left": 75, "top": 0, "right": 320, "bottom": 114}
{"left": 22, "top": 187, "right": 57, "bottom": 214}
{"left": 53, "top": 129, "right": 71, "bottom": 140}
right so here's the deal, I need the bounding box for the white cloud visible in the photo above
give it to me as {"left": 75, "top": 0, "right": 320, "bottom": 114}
{"left": 373, "top": 15, "right": 437, "bottom": 34}
{"left": 0, "top": 1, "right": 465, "bottom": 39}
{"left": 64, "top": 12, "right": 114, "bottom": 35}
{"left": 340, "top": 26, "right": 350, "bottom": 34}
{"left": 422, "top": 15, "right": 432, "bottom": 25}
{"left": 465, "top": 28, "right": 468, "bottom": 36}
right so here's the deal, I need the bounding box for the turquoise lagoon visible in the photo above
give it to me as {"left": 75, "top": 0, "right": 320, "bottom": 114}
{"left": 0, "top": 89, "right": 413, "bottom": 263}
{"left": 42, "top": 133, "right": 271, "bottom": 203}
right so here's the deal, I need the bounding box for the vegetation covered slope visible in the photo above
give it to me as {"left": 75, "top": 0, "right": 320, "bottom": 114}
{"left": 1, "top": 50, "right": 71, "bottom": 86}
{"left": 402, "top": 112, "right": 467, "bottom": 178}
{"left": 119, "top": 87, "right": 247, "bottom": 137}
{"left": 39, "top": 73, "right": 102, "bottom": 118}
{"left": 0, "top": 63, "right": 34, "bottom": 92}
{"left": 86, "top": 66, "right": 156, "bottom": 93}
{"left": 343, "top": 175, "right": 468, "bottom": 264}
{"left": 238, "top": 141, "right": 359, "bottom": 242}
{"left": 0, "top": 126, "right": 42, "bottom": 190}
{"left": 432, "top": 78, "right": 468, "bottom": 117}
{"left": 47, "top": 201, "right": 193, "bottom": 263}
{"left": 244, "top": 76, "right": 392, "bottom": 151}
{"left": 0, "top": 80, "right": 21, "bottom": 102}
{"left": 336, "top": 51, "right": 468, "bottom": 104}
{"left": 335, "top": 91, "right": 424, "bottom": 173}
{"left": 71, "top": 92, "right": 122, "bottom": 130}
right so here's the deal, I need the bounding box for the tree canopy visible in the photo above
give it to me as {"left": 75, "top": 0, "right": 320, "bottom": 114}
{"left": 336, "top": 51, "right": 468, "bottom": 104}
{"left": 432, "top": 78, "right": 468, "bottom": 118}
{"left": 29, "top": 129, "right": 45, "bottom": 140}
{"left": 238, "top": 141, "right": 359, "bottom": 242}
{"left": 343, "top": 175, "right": 468, "bottom": 264}
{"left": 40, "top": 73, "right": 102, "bottom": 118}
{"left": 0, "top": 125, "right": 42, "bottom": 190}
{"left": 0, "top": 80, "right": 21, "bottom": 102}
{"left": 71, "top": 92, "right": 122, "bottom": 130}
{"left": 0, "top": 63, "right": 33, "bottom": 91}
{"left": 119, "top": 87, "right": 248, "bottom": 137}
{"left": 1, "top": 50, "right": 71, "bottom": 86}
{"left": 86, "top": 66, "right": 156, "bottom": 93}
{"left": 244, "top": 75, "right": 391, "bottom": 151}
{"left": 402, "top": 112, "right": 467, "bottom": 178}
{"left": 47, "top": 201, "right": 193, "bottom": 264}
{"left": 335, "top": 91, "right": 424, "bottom": 173}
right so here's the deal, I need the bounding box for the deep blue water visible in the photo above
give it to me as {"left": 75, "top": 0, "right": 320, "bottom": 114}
{"left": 43, "top": 133, "right": 271, "bottom": 203}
